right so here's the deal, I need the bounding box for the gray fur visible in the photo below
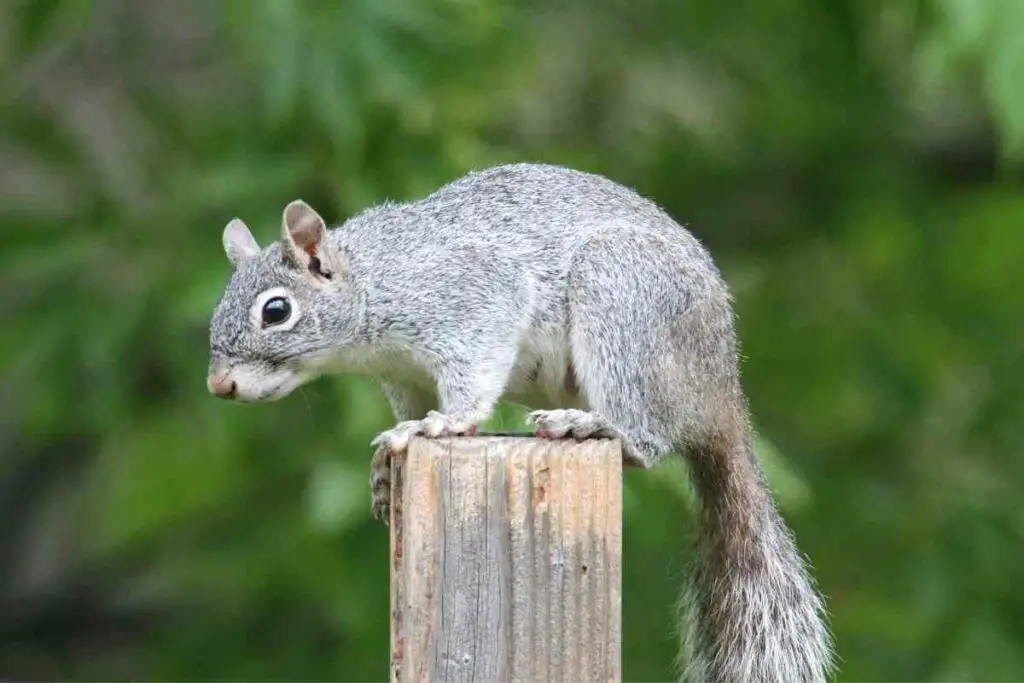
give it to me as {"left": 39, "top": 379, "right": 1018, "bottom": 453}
{"left": 207, "top": 162, "right": 835, "bottom": 682}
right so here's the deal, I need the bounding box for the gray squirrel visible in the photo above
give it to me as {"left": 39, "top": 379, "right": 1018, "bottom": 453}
{"left": 206, "top": 163, "right": 834, "bottom": 683}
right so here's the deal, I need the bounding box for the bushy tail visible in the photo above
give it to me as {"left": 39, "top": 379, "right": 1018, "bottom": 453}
{"left": 677, "top": 432, "right": 834, "bottom": 683}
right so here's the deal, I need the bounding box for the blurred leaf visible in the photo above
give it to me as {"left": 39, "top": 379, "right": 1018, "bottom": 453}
{"left": 305, "top": 459, "right": 366, "bottom": 534}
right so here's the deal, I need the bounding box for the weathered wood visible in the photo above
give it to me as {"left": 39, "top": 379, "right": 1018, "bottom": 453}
{"left": 390, "top": 436, "right": 623, "bottom": 683}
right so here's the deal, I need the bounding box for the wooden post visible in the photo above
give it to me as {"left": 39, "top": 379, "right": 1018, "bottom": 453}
{"left": 389, "top": 436, "right": 623, "bottom": 683}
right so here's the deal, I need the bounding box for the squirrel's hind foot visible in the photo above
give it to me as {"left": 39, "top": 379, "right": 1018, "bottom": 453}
{"left": 527, "top": 409, "right": 651, "bottom": 468}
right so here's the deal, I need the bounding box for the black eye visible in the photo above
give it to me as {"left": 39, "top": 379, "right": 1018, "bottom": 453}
{"left": 261, "top": 297, "right": 291, "bottom": 327}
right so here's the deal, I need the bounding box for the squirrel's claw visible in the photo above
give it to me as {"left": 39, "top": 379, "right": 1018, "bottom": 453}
{"left": 370, "top": 442, "right": 393, "bottom": 523}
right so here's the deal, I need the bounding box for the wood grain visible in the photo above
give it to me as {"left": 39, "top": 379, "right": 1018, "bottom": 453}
{"left": 389, "top": 436, "right": 623, "bottom": 683}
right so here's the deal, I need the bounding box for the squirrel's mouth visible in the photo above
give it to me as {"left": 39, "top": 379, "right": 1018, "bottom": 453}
{"left": 206, "top": 363, "right": 310, "bottom": 403}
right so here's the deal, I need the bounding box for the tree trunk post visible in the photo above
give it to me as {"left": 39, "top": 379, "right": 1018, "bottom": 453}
{"left": 389, "top": 435, "right": 623, "bottom": 683}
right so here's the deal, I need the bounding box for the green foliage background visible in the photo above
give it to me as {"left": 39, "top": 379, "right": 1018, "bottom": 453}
{"left": 3, "top": 0, "right": 1023, "bottom": 680}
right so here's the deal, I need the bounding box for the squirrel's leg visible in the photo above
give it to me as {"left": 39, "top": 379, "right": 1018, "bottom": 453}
{"left": 530, "top": 232, "right": 703, "bottom": 470}
{"left": 371, "top": 256, "right": 531, "bottom": 522}
{"left": 370, "top": 343, "right": 520, "bottom": 521}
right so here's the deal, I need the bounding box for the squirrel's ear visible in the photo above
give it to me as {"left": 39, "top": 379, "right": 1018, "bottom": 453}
{"left": 223, "top": 218, "right": 260, "bottom": 267}
{"left": 281, "top": 199, "right": 337, "bottom": 279}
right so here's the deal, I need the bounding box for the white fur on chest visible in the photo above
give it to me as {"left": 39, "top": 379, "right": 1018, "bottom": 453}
{"left": 324, "top": 342, "right": 433, "bottom": 391}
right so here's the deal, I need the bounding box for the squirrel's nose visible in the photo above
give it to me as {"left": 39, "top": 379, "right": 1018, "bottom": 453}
{"left": 207, "top": 371, "right": 237, "bottom": 399}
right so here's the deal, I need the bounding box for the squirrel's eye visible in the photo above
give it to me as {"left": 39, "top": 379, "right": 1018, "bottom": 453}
{"left": 261, "top": 297, "right": 291, "bottom": 327}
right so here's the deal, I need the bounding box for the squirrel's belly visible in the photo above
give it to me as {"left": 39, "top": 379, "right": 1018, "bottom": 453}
{"left": 505, "top": 329, "right": 586, "bottom": 410}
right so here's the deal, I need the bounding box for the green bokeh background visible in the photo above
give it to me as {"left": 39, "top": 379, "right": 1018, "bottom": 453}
{"left": 3, "top": 0, "right": 1023, "bottom": 680}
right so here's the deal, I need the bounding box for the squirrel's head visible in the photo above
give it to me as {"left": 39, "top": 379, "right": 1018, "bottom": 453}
{"left": 206, "top": 200, "right": 362, "bottom": 402}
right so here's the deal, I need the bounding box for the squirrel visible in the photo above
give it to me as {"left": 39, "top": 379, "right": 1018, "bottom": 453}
{"left": 206, "top": 163, "right": 834, "bottom": 683}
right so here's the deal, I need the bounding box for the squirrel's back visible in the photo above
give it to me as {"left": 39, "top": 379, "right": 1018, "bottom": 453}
{"left": 337, "top": 163, "right": 716, "bottom": 280}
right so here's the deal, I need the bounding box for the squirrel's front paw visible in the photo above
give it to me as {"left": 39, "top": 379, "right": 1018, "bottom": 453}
{"left": 370, "top": 411, "right": 479, "bottom": 453}
{"left": 368, "top": 412, "right": 480, "bottom": 523}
